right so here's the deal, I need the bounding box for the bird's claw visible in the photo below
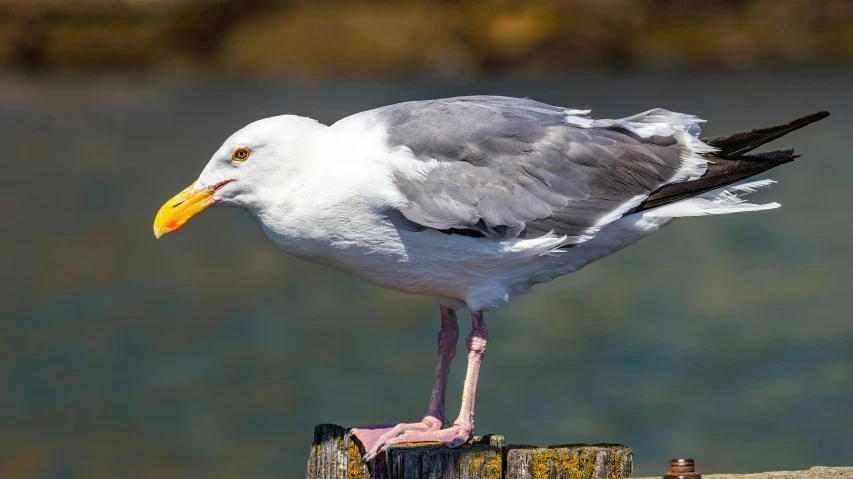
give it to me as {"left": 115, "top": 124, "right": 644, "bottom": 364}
{"left": 366, "top": 423, "right": 472, "bottom": 457}
{"left": 361, "top": 442, "right": 387, "bottom": 463}
{"left": 352, "top": 418, "right": 443, "bottom": 462}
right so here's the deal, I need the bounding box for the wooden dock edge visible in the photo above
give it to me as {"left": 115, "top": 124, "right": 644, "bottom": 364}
{"left": 307, "top": 423, "right": 633, "bottom": 479}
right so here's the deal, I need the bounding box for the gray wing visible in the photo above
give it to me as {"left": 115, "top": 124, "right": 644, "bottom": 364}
{"left": 377, "top": 96, "right": 705, "bottom": 244}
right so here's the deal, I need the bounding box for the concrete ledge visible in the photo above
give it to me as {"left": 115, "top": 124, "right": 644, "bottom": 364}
{"left": 636, "top": 467, "right": 853, "bottom": 479}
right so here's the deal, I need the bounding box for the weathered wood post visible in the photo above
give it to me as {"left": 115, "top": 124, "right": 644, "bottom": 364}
{"left": 505, "top": 444, "right": 633, "bottom": 479}
{"left": 306, "top": 424, "right": 633, "bottom": 479}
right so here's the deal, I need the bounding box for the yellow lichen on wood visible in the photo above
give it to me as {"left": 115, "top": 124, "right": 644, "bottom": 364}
{"left": 610, "top": 447, "right": 633, "bottom": 479}
{"left": 531, "top": 448, "right": 553, "bottom": 479}
{"left": 579, "top": 448, "right": 600, "bottom": 479}
{"left": 394, "top": 441, "right": 443, "bottom": 449}
{"left": 518, "top": 444, "right": 632, "bottom": 479}
{"left": 568, "top": 449, "right": 584, "bottom": 479}
{"left": 467, "top": 449, "right": 503, "bottom": 479}
{"left": 485, "top": 450, "right": 503, "bottom": 479}
{"left": 346, "top": 433, "right": 370, "bottom": 479}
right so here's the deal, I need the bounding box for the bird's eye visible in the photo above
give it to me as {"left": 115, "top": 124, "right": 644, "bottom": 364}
{"left": 232, "top": 147, "right": 250, "bottom": 162}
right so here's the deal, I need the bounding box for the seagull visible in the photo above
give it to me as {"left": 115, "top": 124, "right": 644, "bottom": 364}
{"left": 153, "top": 96, "right": 827, "bottom": 460}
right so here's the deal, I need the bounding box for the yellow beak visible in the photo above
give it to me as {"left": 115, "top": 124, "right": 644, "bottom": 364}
{"left": 153, "top": 181, "right": 216, "bottom": 239}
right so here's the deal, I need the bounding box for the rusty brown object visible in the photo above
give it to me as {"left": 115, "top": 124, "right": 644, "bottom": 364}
{"left": 665, "top": 459, "right": 702, "bottom": 479}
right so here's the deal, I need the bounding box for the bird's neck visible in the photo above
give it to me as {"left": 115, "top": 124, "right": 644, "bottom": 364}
{"left": 248, "top": 124, "right": 406, "bottom": 262}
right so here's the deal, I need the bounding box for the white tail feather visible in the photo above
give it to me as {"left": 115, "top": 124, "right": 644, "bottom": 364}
{"left": 644, "top": 179, "right": 780, "bottom": 218}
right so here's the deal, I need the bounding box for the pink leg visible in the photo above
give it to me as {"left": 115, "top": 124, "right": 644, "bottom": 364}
{"left": 379, "top": 311, "right": 488, "bottom": 450}
{"left": 352, "top": 306, "right": 459, "bottom": 460}
{"left": 427, "top": 307, "right": 460, "bottom": 423}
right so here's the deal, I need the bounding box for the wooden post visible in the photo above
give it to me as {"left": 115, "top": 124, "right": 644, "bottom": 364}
{"left": 306, "top": 424, "right": 372, "bottom": 479}
{"left": 386, "top": 434, "right": 504, "bottom": 479}
{"left": 505, "top": 444, "right": 633, "bottom": 479}
{"left": 306, "top": 424, "right": 633, "bottom": 479}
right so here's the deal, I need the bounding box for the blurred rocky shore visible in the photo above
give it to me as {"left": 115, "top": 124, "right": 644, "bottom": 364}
{"left": 1, "top": 0, "right": 852, "bottom": 77}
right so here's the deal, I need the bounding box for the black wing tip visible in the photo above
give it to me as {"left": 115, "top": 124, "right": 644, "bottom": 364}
{"left": 785, "top": 110, "right": 830, "bottom": 125}
{"left": 779, "top": 110, "right": 830, "bottom": 132}
{"left": 743, "top": 148, "right": 799, "bottom": 164}
{"left": 709, "top": 110, "right": 830, "bottom": 157}
{"left": 801, "top": 110, "right": 831, "bottom": 124}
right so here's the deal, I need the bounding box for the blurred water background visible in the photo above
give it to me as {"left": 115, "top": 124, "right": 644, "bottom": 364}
{"left": 1, "top": 1, "right": 852, "bottom": 478}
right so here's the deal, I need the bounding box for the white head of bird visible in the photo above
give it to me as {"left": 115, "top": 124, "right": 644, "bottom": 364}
{"left": 153, "top": 115, "right": 325, "bottom": 239}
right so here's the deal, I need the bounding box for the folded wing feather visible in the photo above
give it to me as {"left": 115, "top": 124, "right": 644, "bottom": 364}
{"left": 376, "top": 96, "right": 712, "bottom": 244}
